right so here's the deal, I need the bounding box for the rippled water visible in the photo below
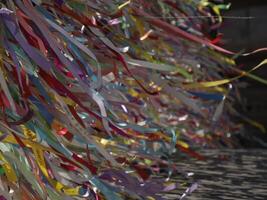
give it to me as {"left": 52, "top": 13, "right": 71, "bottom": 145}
{"left": 165, "top": 149, "right": 267, "bottom": 200}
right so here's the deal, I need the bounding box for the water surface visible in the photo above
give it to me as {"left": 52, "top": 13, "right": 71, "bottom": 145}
{"left": 165, "top": 149, "right": 267, "bottom": 200}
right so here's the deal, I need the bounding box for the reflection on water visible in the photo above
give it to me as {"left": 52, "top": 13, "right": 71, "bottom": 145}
{"left": 165, "top": 149, "right": 267, "bottom": 200}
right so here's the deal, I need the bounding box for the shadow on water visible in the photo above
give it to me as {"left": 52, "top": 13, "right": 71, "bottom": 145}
{"left": 164, "top": 149, "right": 267, "bottom": 200}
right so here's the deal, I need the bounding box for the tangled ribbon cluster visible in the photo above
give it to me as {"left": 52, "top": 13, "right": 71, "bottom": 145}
{"left": 0, "top": 0, "right": 263, "bottom": 199}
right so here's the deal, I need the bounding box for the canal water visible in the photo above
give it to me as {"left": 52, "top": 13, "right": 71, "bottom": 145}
{"left": 164, "top": 149, "right": 267, "bottom": 200}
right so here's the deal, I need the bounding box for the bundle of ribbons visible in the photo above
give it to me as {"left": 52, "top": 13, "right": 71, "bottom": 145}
{"left": 0, "top": 0, "right": 265, "bottom": 199}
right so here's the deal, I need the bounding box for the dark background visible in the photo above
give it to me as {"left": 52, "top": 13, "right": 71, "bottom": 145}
{"left": 222, "top": 0, "right": 267, "bottom": 147}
